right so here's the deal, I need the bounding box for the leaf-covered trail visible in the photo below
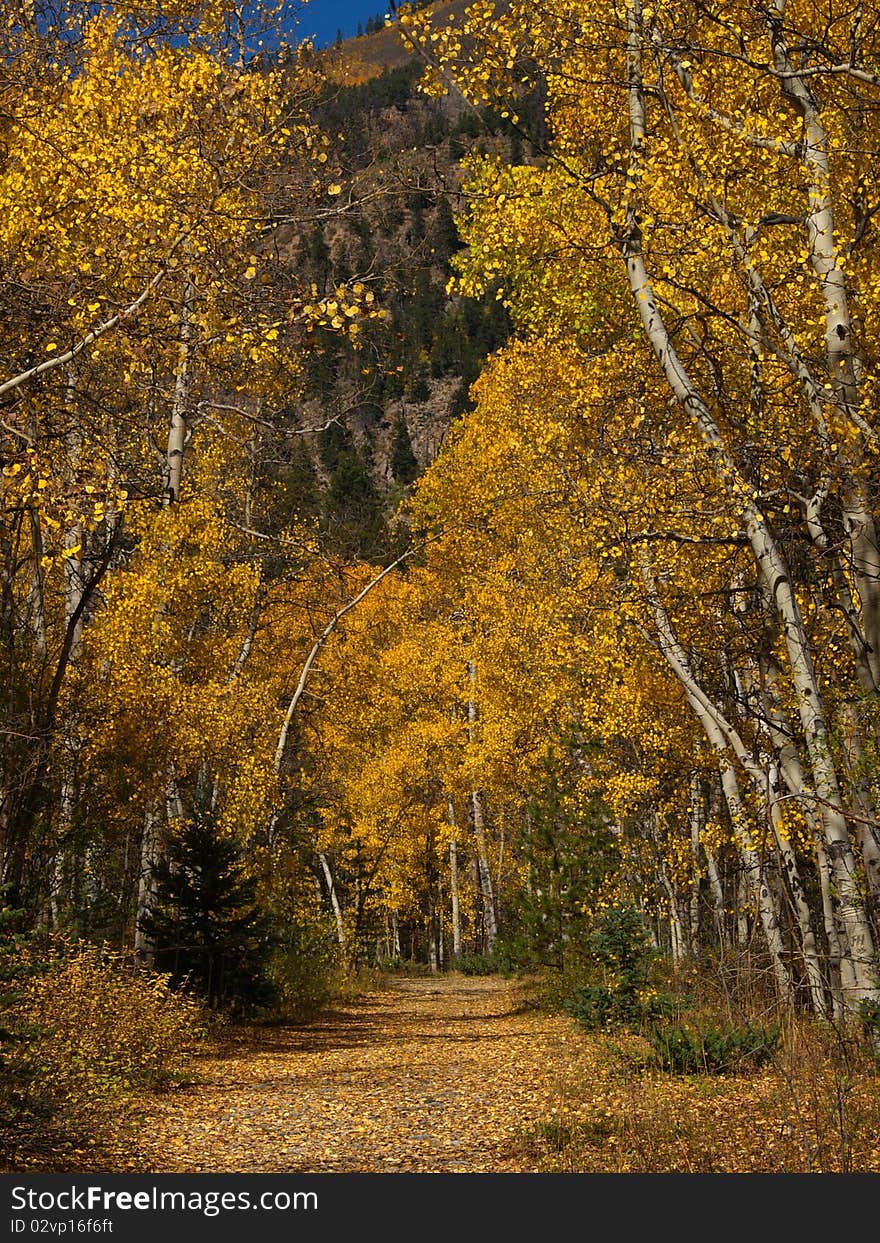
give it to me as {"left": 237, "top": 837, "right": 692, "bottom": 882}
{"left": 126, "top": 976, "right": 585, "bottom": 1173}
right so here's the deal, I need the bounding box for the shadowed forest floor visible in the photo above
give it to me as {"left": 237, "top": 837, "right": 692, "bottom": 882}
{"left": 121, "top": 976, "right": 583, "bottom": 1173}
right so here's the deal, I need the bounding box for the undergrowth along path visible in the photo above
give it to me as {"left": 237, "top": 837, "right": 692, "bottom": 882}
{"left": 128, "top": 975, "right": 582, "bottom": 1173}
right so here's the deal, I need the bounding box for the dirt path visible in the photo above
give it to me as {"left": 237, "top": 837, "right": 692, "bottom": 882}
{"left": 126, "top": 975, "right": 586, "bottom": 1173}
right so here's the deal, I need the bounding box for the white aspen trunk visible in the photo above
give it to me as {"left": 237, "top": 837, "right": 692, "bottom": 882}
{"left": 427, "top": 827, "right": 440, "bottom": 972}
{"left": 319, "top": 852, "right": 346, "bottom": 952}
{"left": 134, "top": 803, "right": 162, "bottom": 965}
{"left": 837, "top": 703, "right": 880, "bottom": 909}
{"left": 736, "top": 658, "right": 828, "bottom": 1014}
{"left": 163, "top": 276, "right": 195, "bottom": 507}
{"left": 467, "top": 661, "right": 497, "bottom": 952}
{"left": 392, "top": 908, "right": 401, "bottom": 959}
{"left": 719, "top": 759, "right": 792, "bottom": 1003}
{"left": 705, "top": 849, "right": 727, "bottom": 946}
{"left": 165, "top": 776, "right": 184, "bottom": 827}
{"left": 273, "top": 554, "right": 410, "bottom": 775}
{"left": 383, "top": 911, "right": 392, "bottom": 961}
{"left": 689, "top": 774, "right": 703, "bottom": 956}
{"left": 736, "top": 870, "right": 751, "bottom": 949}
{"left": 759, "top": 660, "right": 874, "bottom": 1012}
{"left": 448, "top": 797, "right": 462, "bottom": 958}
{"left": 659, "top": 857, "right": 684, "bottom": 967}
{"left": 855, "top": 819, "right": 880, "bottom": 920}
{"left": 625, "top": 0, "right": 878, "bottom": 1007}
{"left": 428, "top": 898, "right": 439, "bottom": 974}
{"left": 640, "top": 554, "right": 793, "bottom": 999}
{"left": 228, "top": 596, "right": 261, "bottom": 682}
{"left": 48, "top": 855, "right": 65, "bottom": 929}
{"left": 471, "top": 787, "right": 497, "bottom": 953}
{"left": 767, "top": 763, "right": 829, "bottom": 1016}
{"left": 705, "top": 782, "right": 728, "bottom": 946}
{"left": 763, "top": 689, "right": 849, "bottom": 1020}
{"left": 816, "top": 838, "right": 849, "bottom": 1022}
{"left": 805, "top": 506, "right": 878, "bottom": 695}
{"left": 766, "top": 1, "right": 880, "bottom": 681}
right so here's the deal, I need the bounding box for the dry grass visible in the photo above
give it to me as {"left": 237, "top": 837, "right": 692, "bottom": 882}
{"left": 522, "top": 1015, "right": 880, "bottom": 1173}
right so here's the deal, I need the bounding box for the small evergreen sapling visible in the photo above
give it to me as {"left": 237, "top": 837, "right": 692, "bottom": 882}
{"left": 139, "top": 811, "right": 275, "bottom": 1015}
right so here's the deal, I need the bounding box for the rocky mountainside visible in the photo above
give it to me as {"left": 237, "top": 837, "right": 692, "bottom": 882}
{"left": 268, "top": 15, "right": 535, "bottom": 560}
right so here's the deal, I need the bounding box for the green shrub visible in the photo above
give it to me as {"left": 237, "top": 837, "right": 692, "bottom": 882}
{"left": 857, "top": 999, "right": 880, "bottom": 1063}
{"left": 565, "top": 984, "right": 638, "bottom": 1030}
{"left": 586, "top": 904, "right": 656, "bottom": 992}
{"left": 265, "top": 918, "right": 340, "bottom": 1022}
{"left": 648, "top": 1021, "right": 780, "bottom": 1075}
{"left": 563, "top": 905, "right": 676, "bottom": 1031}
{"left": 455, "top": 952, "right": 508, "bottom": 976}
{"left": 564, "top": 983, "right": 676, "bottom": 1031}
{"left": 140, "top": 812, "right": 276, "bottom": 1016}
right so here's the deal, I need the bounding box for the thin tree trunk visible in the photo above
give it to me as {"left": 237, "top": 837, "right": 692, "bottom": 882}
{"left": 705, "top": 848, "right": 727, "bottom": 947}
{"left": 134, "top": 802, "right": 161, "bottom": 966}
{"left": 689, "top": 774, "right": 703, "bottom": 957}
{"left": 640, "top": 552, "right": 793, "bottom": 1000}
{"left": 816, "top": 838, "right": 848, "bottom": 1022}
{"left": 163, "top": 276, "right": 195, "bottom": 506}
{"left": 448, "top": 797, "right": 462, "bottom": 958}
{"left": 766, "top": 0, "right": 880, "bottom": 679}
{"left": 736, "top": 869, "right": 751, "bottom": 949}
{"left": 768, "top": 763, "right": 829, "bottom": 1016}
{"left": 470, "top": 788, "right": 497, "bottom": 953}
{"left": 319, "top": 852, "right": 346, "bottom": 952}
{"left": 467, "top": 661, "right": 497, "bottom": 952}
{"left": 760, "top": 661, "right": 869, "bottom": 1014}
{"left": 659, "top": 856, "right": 685, "bottom": 967}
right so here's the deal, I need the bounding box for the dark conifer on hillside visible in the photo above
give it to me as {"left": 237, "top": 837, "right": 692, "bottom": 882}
{"left": 390, "top": 412, "right": 419, "bottom": 486}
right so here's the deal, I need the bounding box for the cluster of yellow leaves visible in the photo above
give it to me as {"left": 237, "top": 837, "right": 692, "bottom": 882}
{"left": 313, "top": 568, "right": 467, "bottom": 917}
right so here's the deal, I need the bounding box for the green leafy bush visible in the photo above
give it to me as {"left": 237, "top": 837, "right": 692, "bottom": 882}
{"left": 586, "top": 905, "right": 656, "bottom": 991}
{"left": 857, "top": 999, "right": 880, "bottom": 1063}
{"left": 648, "top": 1022, "right": 780, "bottom": 1075}
{"left": 455, "top": 952, "right": 508, "bottom": 976}
{"left": 565, "top": 984, "right": 642, "bottom": 1030}
{"left": 564, "top": 905, "right": 675, "bottom": 1031}
{"left": 266, "top": 917, "right": 340, "bottom": 1022}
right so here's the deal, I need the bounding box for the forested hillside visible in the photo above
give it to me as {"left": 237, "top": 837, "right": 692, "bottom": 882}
{"left": 283, "top": 47, "right": 520, "bottom": 555}
{"left": 2, "top": 0, "right": 880, "bottom": 1177}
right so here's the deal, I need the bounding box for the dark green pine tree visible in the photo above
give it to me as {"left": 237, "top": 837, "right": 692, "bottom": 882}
{"left": 496, "top": 740, "right": 617, "bottom": 969}
{"left": 430, "top": 195, "right": 461, "bottom": 261}
{"left": 390, "top": 412, "right": 419, "bottom": 486}
{"left": 140, "top": 812, "right": 275, "bottom": 1015}
{"left": 324, "top": 448, "right": 386, "bottom": 558}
